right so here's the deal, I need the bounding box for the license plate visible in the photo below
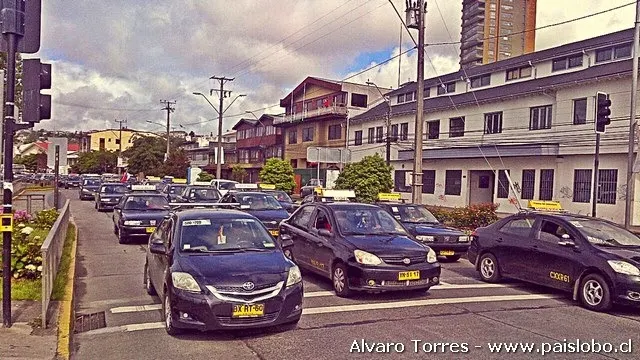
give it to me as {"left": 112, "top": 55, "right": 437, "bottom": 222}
{"left": 232, "top": 304, "right": 264, "bottom": 318}
{"left": 440, "top": 250, "right": 455, "bottom": 256}
{"left": 398, "top": 270, "right": 420, "bottom": 281}
{"left": 146, "top": 227, "right": 156, "bottom": 233}
{"left": 269, "top": 229, "right": 279, "bottom": 237}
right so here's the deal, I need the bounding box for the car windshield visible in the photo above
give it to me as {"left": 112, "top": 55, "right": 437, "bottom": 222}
{"left": 123, "top": 196, "right": 168, "bottom": 210}
{"left": 570, "top": 219, "right": 640, "bottom": 246}
{"left": 267, "top": 191, "right": 292, "bottom": 203}
{"left": 169, "top": 185, "right": 186, "bottom": 194}
{"left": 100, "top": 185, "right": 128, "bottom": 194}
{"left": 394, "top": 205, "right": 439, "bottom": 223}
{"left": 69, "top": 176, "right": 81, "bottom": 181}
{"left": 180, "top": 218, "right": 276, "bottom": 252}
{"left": 334, "top": 208, "right": 408, "bottom": 236}
{"left": 238, "top": 194, "right": 283, "bottom": 210}
{"left": 218, "top": 182, "right": 236, "bottom": 190}
{"left": 83, "top": 179, "right": 100, "bottom": 186}
{"left": 189, "top": 187, "right": 220, "bottom": 200}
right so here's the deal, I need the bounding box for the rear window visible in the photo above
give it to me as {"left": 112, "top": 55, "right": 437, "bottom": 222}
{"left": 100, "top": 185, "right": 128, "bottom": 194}
{"left": 500, "top": 218, "right": 534, "bottom": 237}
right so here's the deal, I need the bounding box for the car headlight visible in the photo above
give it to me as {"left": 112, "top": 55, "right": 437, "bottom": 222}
{"left": 286, "top": 265, "right": 302, "bottom": 287}
{"left": 101, "top": 198, "right": 110, "bottom": 202}
{"left": 171, "top": 272, "right": 201, "bottom": 292}
{"left": 458, "top": 235, "right": 470, "bottom": 242}
{"left": 427, "top": 248, "right": 437, "bottom": 264}
{"left": 123, "top": 220, "right": 142, "bottom": 226}
{"left": 608, "top": 260, "right": 640, "bottom": 276}
{"left": 416, "top": 235, "right": 435, "bottom": 242}
{"left": 354, "top": 249, "right": 382, "bottom": 265}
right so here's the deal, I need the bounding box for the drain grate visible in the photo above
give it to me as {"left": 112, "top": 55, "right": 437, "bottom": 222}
{"left": 74, "top": 311, "right": 107, "bottom": 333}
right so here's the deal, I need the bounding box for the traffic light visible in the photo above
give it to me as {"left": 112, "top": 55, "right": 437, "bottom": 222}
{"left": 595, "top": 91, "right": 611, "bottom": 134}
{"left": 22, "top": 58, "right": 51, "bottom": 123}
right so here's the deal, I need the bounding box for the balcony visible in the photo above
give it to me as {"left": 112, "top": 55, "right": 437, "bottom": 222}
{"left": 274, "top": 105, "right": 348, "bottom": 125}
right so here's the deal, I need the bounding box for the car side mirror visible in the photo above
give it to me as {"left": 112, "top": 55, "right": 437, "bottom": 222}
{"left": 558, "top": 234, "right": 576, "bottom": 247}
{"left": 149, "top": 241, "right": 167, "bottom": 255}
{"left": 280, "top": 233, "right": 293, "bottom": 248}
{"left": 318, "top": 229, "right": 332, "bottom": 237}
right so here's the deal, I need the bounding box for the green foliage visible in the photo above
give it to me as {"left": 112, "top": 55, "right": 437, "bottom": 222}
{"left": 162, "top": 149, "right": 190, "bottom": 178}
{"left": 72, "top": 150, "right": 118, "bottom": 174}
{"left": 334, "top": 153, "right": 393, "bottom": 203}
{"left": 197, "top": 171, "right": 214, "bottom": 182}
{"left": 122, "top": 136, "right": 166, "bottom": 176}
{"left": 34, "top": 208, "right": 60, "bottom": 229}
{"left": 259, "top": 158, "right": 296, "bottom": 193}
{"left": 425, "top": 203, "right": 499, "bottom": 231}
{"left": 52, "top": 224, "right": 76, "bottom": 300}
{"left": 231, "top": 165, "right": 247, "bottom": 182}
{"left": 14, "top": 153, "right": 39, "bottom": 172}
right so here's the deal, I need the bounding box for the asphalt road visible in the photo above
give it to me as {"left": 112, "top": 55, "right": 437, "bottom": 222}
{"left": 66, "top": 189, "right": 640, "bottom": 360}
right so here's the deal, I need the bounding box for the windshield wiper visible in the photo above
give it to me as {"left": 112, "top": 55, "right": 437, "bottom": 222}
{"left": 182, "top": 247, "right": 246, "bottom": 253}
{"left": 243, "top": 248, "right": 271, "bottom": 252}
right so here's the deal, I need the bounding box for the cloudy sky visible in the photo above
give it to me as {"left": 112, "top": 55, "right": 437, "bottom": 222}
{"left": 32, "top": 0, "right": 635, "bottom": 134}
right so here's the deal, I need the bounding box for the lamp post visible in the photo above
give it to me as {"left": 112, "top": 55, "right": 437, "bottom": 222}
{"left": 366, "top": 81, "right": 391, "bottom": 166}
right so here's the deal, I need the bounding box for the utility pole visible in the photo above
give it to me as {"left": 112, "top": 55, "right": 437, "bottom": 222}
{"left": 626, "top": 0, "right": 640, "bottom": 228}
{"left": 210, "top": 76, "right": 234, "bottom": 180}
{"left": 386, "top": 104, "right": 391, "bottom": 166}
{"left": 115, "top": 119, "right": 126, "bottom": 175}
{"left": 160, "top": 100, "right": 175, "bottom": 162}
{"left": 53, "top": 145, "right": 59, "bottom": 209}
{"left": 592, "top": 133, "right": 601, "bottom": 217}
{"left": 407, "top": 0, "right": 426, "bottom": 204}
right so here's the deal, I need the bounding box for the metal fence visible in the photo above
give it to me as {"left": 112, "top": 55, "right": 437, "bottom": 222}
{"left": 40, "top": 199, "right": 70, "bottom": 328}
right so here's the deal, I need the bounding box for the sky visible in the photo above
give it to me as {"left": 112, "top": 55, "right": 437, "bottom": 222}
{"left": 28, "top": 0, "right": 637, "bottom": 135}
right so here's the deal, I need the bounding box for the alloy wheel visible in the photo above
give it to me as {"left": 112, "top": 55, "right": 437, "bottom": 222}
{"left": 583, "top": 279, "right": 603, "bottom": 306}
{"left": 480, "top": 258, "right": 494, "bottom": 279}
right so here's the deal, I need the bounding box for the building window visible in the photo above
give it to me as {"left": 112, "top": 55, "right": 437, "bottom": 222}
{"left": 573, "top": 169, "right": 592, "bottom": 203}
{"left": 552, "top": 54, "right": 582, "bottom": 71}
{"left": 390, "top": 124, "right": 399, "bottom": 141}
{"left": 400, "top": 123, "right": 408, "bottom": 141}
{"left": 422, "top": 170, "right": 435, "bottom": 194}
{"left": 484, "top": 112, "right": 503, "bottom": 134}
{"left": 406, "top": 92, "right": 415, "bottom": 101}
{"left": 506, "top": 66, "right": 532, "bottom": 81}
{"left": 354, "top": 130, "right": 363, "bottom": 146}
{"left": 449, "top": 117, "right": 465, "bottom": 137}
{"left": 291, "top": 159, "right": 298, "bottom": 168}
{"left": 328, "top": 124, "right": 342, "bottom": 140}
{"left": 445, "top": 170, "right": 462, "bottom": 196}
{"left": 375, "top": 126, "right": 384, "bottom": 143}
{"left": 115, "top": 139, "right": 120, "bottom": 145}
{"left": 573, "top": 98, "right": 587, "bottom": 125}
{"left": 614, "top": 44, "right": 632, "bottom": 59}
{"left": 394, "top": 170, "right": 411, "bottom": 192}
{"left": 497, "top": 170, "right": 510, "bottom": 199}
{"left": 302, "top": 127, "right": 314, "bottom": 142}
{"left": 568, "top": 54, "right": 583, "bottom": 68}
{"left": 397, "top": 94, "right": 405, "bottom": 103}
{"left": 427, "top": 120, "right": 440, "bottom": 139}
{"left": 367, "top": 127, "right": 375, "bottom": 144}
{"left": 288, "top": 130, "right": 297, "bottom": 144}
{"left": 351, "top": 93, "right": 368, "bottom": 107}
{"left": 539, "top": 169, "right": 554, "bottom": 200}
{"left": 596, "top": 48, "right": 613, "bottom": 63}
{"left": 521, "top": 170, "right": 535, "bottom": 200}
{"left": 598, "top": 169, "right": 618, "bottom": 205}
{"left": 437, "top": 82, "right": 455, "bottom": 95}
{"left": 470, "top": 74, "right": 490, "bottom": 88}
{"left": 530, "top": 105, "right": 552, "bottom": 130}
{"left": 596, "top": 43, "right": 633, "bottom": 63}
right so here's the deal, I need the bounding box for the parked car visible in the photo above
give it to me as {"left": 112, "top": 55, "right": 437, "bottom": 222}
{"left": 300, "top": 178, "right": 323, "bottom": 198}
{"left": 219, "top": 191, "right": 290, "bottom": 237}
{"left": 95, "top": 182, "right": 129, "bottom": 211}
{"left": 113, "top": 191, "right": 170, "bottom": 244}
{"left": 79, "top": 177, "right": 101, "bottom": 200}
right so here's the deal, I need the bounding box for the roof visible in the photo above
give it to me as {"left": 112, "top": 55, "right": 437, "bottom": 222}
{"left": 174, "top": 208, "right": 255, "bottom": 220}
{"left": 232, "top": 118, "right": 258, "bottom": 130}
{"left": 280, "top": 76, "right": 343, "bottom": 106}
{"left": 29, "top": 141, "right": 80, "bottom": 152}
{"left": 324, "top": 202, "right": 379, "bottom": 209}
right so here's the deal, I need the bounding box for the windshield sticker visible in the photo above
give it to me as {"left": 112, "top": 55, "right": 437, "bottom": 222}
{"left": 588, "top": 236, "right": 605, "bottom": 244}
{"left": 182, "top": 219, "right": 212, "bottom": 226}
{"left": 263, "top": 242, "right": 275, "bottom": 248}
{"left": 240, "top": 204, "right": 251, "bottom": 209}
{"left": 394, "top": 215, "right": 402, "bottom": 220}
{"left": 391, "top": 207, "right": 399, "bottom": 212}
{"left": 569, "top": 221, "right": 583, "bottom": 227}
{"left": 217, "top": 226, "right": 227, "bottom": 245}
{"left": 183, "top": 244, "right": 191, "bottom": 250}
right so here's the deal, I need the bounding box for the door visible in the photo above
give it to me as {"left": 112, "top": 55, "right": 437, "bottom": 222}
{"left": 284, "top": 205, "right": 315, "bottom": 267}
{"left": 149, "top": 218, "right": 170, "bottom": 297}
{"left": 306, "top": 208, "right": 334, "bottom": 276}
{"left": 529, "top": 218, "right": 582, "bottom": 290}
{"left": 494, "top": 216, "right": 536, "bottom": 275}
{"left": 468, "top": 170, "right": 494, "bottom": 205}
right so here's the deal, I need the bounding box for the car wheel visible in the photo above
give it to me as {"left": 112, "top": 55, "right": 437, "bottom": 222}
{"left": 144, "top": 262, "right": 157, "bottom": 296}
{"left": 332, "top": 262, "right": 352, "bottom": 298}
{"left": 163, "top": 292, "right": 182, "bottom": 336}
{"left": 445, "top": 255, "right": 462, "bottom": 262}
{"left": 478, "top": 253, "right": 501, "bottom": 283}
{"left": 579, "top": 273, "right": 612, "bottom": 312}
{"left": 117, "top": 228, "right": 128, "bottom": 244}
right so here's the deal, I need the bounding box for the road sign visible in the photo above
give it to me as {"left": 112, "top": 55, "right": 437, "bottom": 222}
{"left": 47, "top": 138, "right": 67, "bottom": 168}
{"left": 306, "top": 147, "right": 351, "bottom": 164}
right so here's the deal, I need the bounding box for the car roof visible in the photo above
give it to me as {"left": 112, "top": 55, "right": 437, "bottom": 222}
{"left": 232, "top": 191, "right": 273, "bottom": 196}
{"left": 174, "top": 208, "right": 256, "bottom": 220}
{"left": 126, "top": 192, "right": 165, "bottom": 197}
{"left": 100, "top": 182, "right": 126, "bottom": 186}
{"left": 323, "top": 202, "right": 380, "bottom": 210}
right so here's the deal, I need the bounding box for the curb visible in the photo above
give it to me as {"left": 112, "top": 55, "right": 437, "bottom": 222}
{"left": 56, "top": 218, "right": 78, "bottom": 360}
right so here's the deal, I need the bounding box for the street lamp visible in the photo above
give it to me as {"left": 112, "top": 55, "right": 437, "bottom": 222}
{"left": 366, "top": 81, "right": 391, "bottom": 166}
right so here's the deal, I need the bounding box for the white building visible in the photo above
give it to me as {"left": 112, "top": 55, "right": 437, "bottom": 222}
{"left": 349, "top": 28, "right": 640, "bottom": 225}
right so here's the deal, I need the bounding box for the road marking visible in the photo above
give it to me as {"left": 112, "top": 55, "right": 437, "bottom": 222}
{"left": 124, "top": 322, "right": 165, "bottom": 332}
{"left": 438, "top": 281, "right": 452, "bottom": 285}
{"left": 110, "top": 304, "right": 162, "bottom": 314}
{"left": 302, "top": 294, "right": 561, "bottom": 315}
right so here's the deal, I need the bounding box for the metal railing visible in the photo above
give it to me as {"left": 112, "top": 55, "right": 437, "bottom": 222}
{"left": 40, "top": 199, "right": 71, "bottom": 328}
{"left": 273, "top": 106, "right": 348, "bottom": 124}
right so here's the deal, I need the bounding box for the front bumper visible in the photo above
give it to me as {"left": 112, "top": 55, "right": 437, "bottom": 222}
{"left": 346, "top": 261, "right": 441, "bottom": 291}
{"left": 612, "top": 274, "right": 640, "bottom": 306}
{"left": 169, "top": 281, "right": 303, "bottom": 331}
{"left": 121, "top": 225, "right": 157, "bottom": 237}
{"left": 417, "top": 242, "right": 470, "bottom": 256}
{"left": 79, "top": 192, "right": 95, "bottom": 200}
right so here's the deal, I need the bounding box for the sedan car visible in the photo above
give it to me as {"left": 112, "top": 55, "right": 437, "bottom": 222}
{"left": 144, "top": 208, "right": 303, "bottom": 335}
{"left": 263, "top": 190, "right": 298, "bottom": 214}
{"left": 95, "top": 183, "right": 129, "bottom": 211}
{"left": 468, "top": 210, "right": 640, "bottom": 311}
{"left": 160, "top": 183, "right": 188, "bottom": 202}
{"left": 113, "top": 192, "right": 170, "bottom": 244}
{"left": 219, "top": 191, "right": 290, "bottom": 238}
{"left": 279, "top": 202, "right": 440, "bottom": 297}
{"left": 79, "top": 177, "right": 101, "bottom": 200}
{"left": 176, "top": 185, "right": 222, "bottom": 203}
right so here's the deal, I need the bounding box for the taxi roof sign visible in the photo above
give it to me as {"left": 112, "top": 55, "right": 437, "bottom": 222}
{"left": 235, "top": 183, "right": 259, "bottom": 189}
{"left": 258, "top": 183, "right": 276, "bottom": 190}
{"left": 321, "top": 189, "right": 356, "bottom": 200}
{"left": 172, "top": 178, "right": 187, "bottom": 184}
{"left": 146, "top": 176, "right": 161, "bottom": 180}
{"left": 377, "top": 193, "right": 402, "bottom": 201}
{"left": 192, "top": 181, "right": 213, "bottom": 186}
{"left": 131, "top": 185, "right": 157, "bottom": 191}
{"left": 527, "top": 200, "right": 564, "bottom": 211}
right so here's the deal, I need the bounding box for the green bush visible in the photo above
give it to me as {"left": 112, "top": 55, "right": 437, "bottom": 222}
{"left": 425, "top": 203, "right": 499, "bottom": 231}
{"left": 34, "top": 208, "right": 60, "bottom": 229}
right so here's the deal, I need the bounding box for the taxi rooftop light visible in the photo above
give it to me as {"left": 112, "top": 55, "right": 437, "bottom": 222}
{"left": 172, "top": 178, "right": 187, "bottom": 184}
{"left": 321, "top": 189, "right": 356, "bottom": 200}
{"left": 131, "top": 185, "right": 157, "bottom": 191}
{"left": 258, "top": 183, "right": 276, "bottom": 190}
{"left": 523, "top": 200, "right": 567, "bottom": 212}
{"left": 235, "top": 183, "right": 259, "bottom": 189}
{"left": 192, "top": 181, "right": 214, "bottom": 186}
{"left": 377, "top": 192, "right": 403, "bottom": 202}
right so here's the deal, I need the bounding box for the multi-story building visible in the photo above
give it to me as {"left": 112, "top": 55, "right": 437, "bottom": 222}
{"left": 349, "top": 27, "right": 640, "bottom": 225}
{"left": 232, "top": 115, "right": 283, "bottom": 182}
{"left": 460, "top": 0, "right": 536, "bottom": 69}
{"left": 80, "top": 129, "right": 159, "bottom": 152}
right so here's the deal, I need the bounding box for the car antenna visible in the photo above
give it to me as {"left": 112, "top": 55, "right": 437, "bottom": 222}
{"left": 502, "top": 170, "right": 524, "bottom": 213}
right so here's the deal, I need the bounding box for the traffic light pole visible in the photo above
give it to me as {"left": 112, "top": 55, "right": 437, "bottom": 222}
{"left": 592, "top": 133, "right": 600, "bottom": 217}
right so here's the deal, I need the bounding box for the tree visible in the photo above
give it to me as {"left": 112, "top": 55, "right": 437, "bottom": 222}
{"left": 72, "top": 150, "right": 118, "bottom": 174}
{"left": 14, "top": 153, "right": 38, "bottom": 172}
{"left": 334, "top": 153, "right": 393, "bottom": 203}
{"left": 231, "top": 165, "right": 247, "bottom": 183}
{"left": 197, "top": 171, "right": 214, "bottom": 182}
{"left": 259, "top": 158, "right": 296, "bottom": 193}
{"left": 162, "top": 149, "right": 190, "bottom": 178}
{"left": 122, "top": 136, "right": 166, "bottom": 176}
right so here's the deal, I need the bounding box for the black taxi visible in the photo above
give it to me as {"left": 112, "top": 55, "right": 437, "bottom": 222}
{"left": 177, "top": 183, "right": 222, "bottom": 203}
{"left": 219, "top": 191, "right": 290, "bottom": 238}
{"left": 279, "top": 202, "right": 440, "bottom": 297}
{"left": 468, "top": 201, "right": 640, "bottom": 311}
{"left": 144, "top": 207, "right": 302, "bottom": 335}
{"left": 95, "top": 182, "right": 129, "bottom": 211}
{"left": 112, "top": 187, "right": 170, "bottom": 244}
{"left": 376, "top": 193, "right": 469, "bottom": 262}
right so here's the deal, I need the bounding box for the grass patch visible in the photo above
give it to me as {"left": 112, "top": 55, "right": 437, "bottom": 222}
{"left": 52, "top": 224, "right": 76, "bottom": 301}
{"left": 0, "top": 277, "right": 42, "bottom": 300}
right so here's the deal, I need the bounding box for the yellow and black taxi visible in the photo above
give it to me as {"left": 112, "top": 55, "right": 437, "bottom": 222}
{"left": 94, "top": 182, "right": 129, "bottom": 211}
{"left": 160, "top": 182, "right": 188, "bottom": 202}
{"left": 468, "top": 200, "right": 640, "bottom": 312}
{"left": 219, "top": 191, "right": 290, "bottom": 238}
{"left": 278, "top": 202, "right": 440, "bottom": 297}
{"left": 257, "top": 184, "right": 298, "bottom": 214}
{"left": 376, "top": 193, "right": 470, "bottom": 262}
{"left": 144, "top": 207, "right": 303, "bottom": 335}
{"left": 79, "top": 176, "right": 101, "bottom": 200}
{"left": 176, "top": 183, "right": 222, "bottom": 203}
{"left": 112, "top": 187, "right": 170, "bottom": 244}
{"left": 301, "top": 189, "right": 357, "bottom": 204}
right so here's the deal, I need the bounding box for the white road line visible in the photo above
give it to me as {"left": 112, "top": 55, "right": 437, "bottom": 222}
{"left": 110, "top": 304, "right": 162, "bottom": 314}
{"left": 302, "top": 294, "right": 561, "bottom": 315}
{"left": 438, "top": 281, "right": 452, "bottom": 285}
{"left": 124, "top": 322, "right": 165, "bottom": 332}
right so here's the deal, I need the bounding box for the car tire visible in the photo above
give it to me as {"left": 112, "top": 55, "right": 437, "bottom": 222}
{"left": 332, "top": 262, "right": 352, "bottom": 298}
{"left": 163, "top": 292, "right": 182, "bottom": 336}
{"left": 117, "top": 228, "right": 128, "bottom": 244}
{"left": 478, "top": 253, "right": 502, "bottom": 283}
{"left": 444, "top": 255, "right": 462, "bottom": 262}
{"left": 283, "top": 248, "right": 294, "bottom": 262}
{"left": 579, "top": 273, "right": 612, "bottom": 312}
{"left": 144, "top": 262, "right": 157, "bottom": 296}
